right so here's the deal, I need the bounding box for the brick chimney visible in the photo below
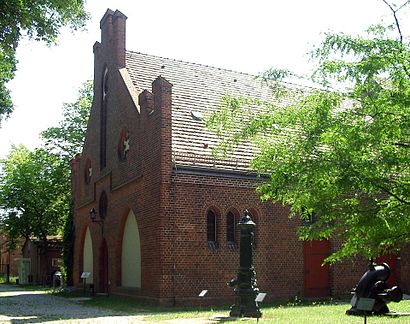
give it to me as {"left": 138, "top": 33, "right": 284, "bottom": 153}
{"left": 112, "top": 10, "right": 127, "bottom": 68}
{"left": 100, "top": 9, "right": 114, "bottom": 47}
{"left": 99, "top": 9, "right": 127, "bottom": 68}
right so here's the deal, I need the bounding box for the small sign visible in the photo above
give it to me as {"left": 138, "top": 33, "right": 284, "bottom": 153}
{"left": 198, "top": 290, "right": 208, "bottom": 297}
{"left": 357, "top": 298, "right": 375, "bottom": 311}
{"left": 255, "top": 292, "right": 267, "bottom": 303}
{"left": 81, "top": 272, "right": 91, "bottom": 279}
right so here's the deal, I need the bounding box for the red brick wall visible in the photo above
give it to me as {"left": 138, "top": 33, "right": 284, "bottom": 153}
{"left": 22, "top": 240, "right": 62, "bottom": 284}
{"left": 399, "top": 245, "right": 410, "bottom": 293}
{"left": 167, "top": 171, "right": 304, "bottom": 305}
{"left": 72, "top": 9, "right": 175, "bottom": 300}
{"left": 72, "top": 73, "right": 168, "bottom": 299}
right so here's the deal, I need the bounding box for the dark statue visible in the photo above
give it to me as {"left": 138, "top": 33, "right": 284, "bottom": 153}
{"left": 346, "top": 260, "right": 402, "bottom": 315}
{"left": 228, "top": 210, "right": 262, "bottom": 318}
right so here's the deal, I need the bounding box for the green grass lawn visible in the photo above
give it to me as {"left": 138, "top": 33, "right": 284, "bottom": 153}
{"left": 55, "top": 289, "right": 410, "bottom": 323}
{"left": 144, "top": 300, "right": 410, "bottom": 323}
{"left": 0, "top": 274, "right": 17, "bottom": 284}
{"left": 259, "top": 301, "right": 410, "bottom": 323}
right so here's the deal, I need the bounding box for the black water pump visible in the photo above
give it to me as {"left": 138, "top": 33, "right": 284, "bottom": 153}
{"left": 347, "top": 261, "right": 402, "bottom": 315}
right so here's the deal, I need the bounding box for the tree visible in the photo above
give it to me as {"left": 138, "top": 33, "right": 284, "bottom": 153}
{"left": 41, "top": 80, "right": 92, "bottom": 285}
{"left": 207, "top": 1, "right": 410, "bottom": 263}
{"left": 41, "top": 80, "right": 92, "bottom": 162}
{"left": 0, "top": 145, "right": 70, "bottom": 282}
{"left": 0, "top": 0, "right": 89, "bottom": 125}
{"left": 0, "top": 81, "right": 92, "bottom": 285}
{"left": 0, "top": 145, "right": 70, "bottom": 243}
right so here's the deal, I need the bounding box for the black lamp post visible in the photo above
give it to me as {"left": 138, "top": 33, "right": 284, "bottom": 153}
{"left": 228, "top": 210, "right": 262, "bottom": 318}
{"left": 89, "top": 208, "right": 104, "bottom": 236}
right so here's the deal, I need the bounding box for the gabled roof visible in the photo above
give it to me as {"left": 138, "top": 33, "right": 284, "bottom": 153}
{"left": 125, "top": 51, "right": 286, "bottom": 172}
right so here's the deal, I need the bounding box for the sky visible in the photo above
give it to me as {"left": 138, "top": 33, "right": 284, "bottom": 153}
{"left": 0, "top": 0, "right": 400, "bottom": 159}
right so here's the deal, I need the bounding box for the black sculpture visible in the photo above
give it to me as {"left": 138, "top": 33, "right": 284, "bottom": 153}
{"left": 346, "top": 260, "right": 402, "bottom": 315}
{"left": 228, "top": 210, "right": 262, "bottom": 318}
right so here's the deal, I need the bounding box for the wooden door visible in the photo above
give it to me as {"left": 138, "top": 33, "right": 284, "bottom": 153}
{"left": 304, "top": 240, "right": 330, "bottom": 297}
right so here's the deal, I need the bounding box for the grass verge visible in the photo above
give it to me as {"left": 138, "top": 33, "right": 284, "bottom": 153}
{"left": 54, "top": 289, "right": 410, "bottom": 323}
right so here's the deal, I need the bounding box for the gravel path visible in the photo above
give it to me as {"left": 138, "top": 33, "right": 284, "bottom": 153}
{"left": 0, "top": 284, "right": 145, "bottom": 323}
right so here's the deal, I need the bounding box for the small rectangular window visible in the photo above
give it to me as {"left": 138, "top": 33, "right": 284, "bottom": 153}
{"left": 207, "top": 210, "right": 217, "bottom": 250}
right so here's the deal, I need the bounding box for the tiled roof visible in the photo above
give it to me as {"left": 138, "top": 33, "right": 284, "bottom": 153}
{"left": 125, "top": 51, "right": 290, "bottom": 172}
{"left": 28, "top": 236, "right": 62, "bottom": 248}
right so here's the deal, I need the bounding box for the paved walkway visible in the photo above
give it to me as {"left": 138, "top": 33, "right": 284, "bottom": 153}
{"left": 0, "top": 284, "right": 216, "bottom": 323}
{"left": 0, "top": 284, "right": 146, "bottom": 323}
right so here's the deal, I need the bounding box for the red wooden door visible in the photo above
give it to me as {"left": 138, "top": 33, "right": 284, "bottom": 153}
{"left": 376, "top": 254, "right": 398, "bottom": 287}
{"left": 304, "top": 240, "right": 330, "bottom": 297}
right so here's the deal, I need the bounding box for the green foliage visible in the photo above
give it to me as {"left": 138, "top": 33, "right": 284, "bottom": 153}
{"left": 41, "top": 80, "right": 92, "bottom": 162}
{"left": 0, "top": 81, "right": 91, "bottom": 278}
{"left": 0, "top": 0, "right": 89, "bottom": 125}
{"left": 207, "top": 2, "right": 410, "bottom": 263}
{"left": 0, "top": 146, "right": 70, "bottom": 242}
{"left": 41, "top": 80, "right": 91, "bottom": 285}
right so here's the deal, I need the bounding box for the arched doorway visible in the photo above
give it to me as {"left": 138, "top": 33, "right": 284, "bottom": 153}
{"left": 121, "top": 210, "right": 141, "bottom": 287}
{"left": 82, "top": 227, "right": 94, "bottom": 283}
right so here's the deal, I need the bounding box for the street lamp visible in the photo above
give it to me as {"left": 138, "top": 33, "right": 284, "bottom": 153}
{"left": 228, "top": 210, "right": 262, "bottom": 318}
{"left": 89, "top": 208, "right": 103, "bottom": 225}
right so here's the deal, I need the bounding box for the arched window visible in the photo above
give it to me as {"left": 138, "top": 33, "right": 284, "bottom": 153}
{"left": 301, "top": 208, "right": 318, "bottom": 226}
{"left": 103, "top": 68, "right": 109, "bottom": 100}
{"left": 100, "top": 67, "right": 108, "bottom": 170}
{"left": 118, "top": 128, "right": 130, "bottom": 161}
{"left": 84, "top": 158, "right": 92, "bottom": 184}
{"left": 207, "top": 210, "right": 217, "bottom": 250}
{"left": 226, "top": 211, "right": 237, "bottom": 250}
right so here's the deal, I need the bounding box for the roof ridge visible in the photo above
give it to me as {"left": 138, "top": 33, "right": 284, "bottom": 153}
{"left": 125, "top": 50, "right": 319, "bottom": 91}
{"left": 126, "top": 50, "right": 256, "bottom": 78}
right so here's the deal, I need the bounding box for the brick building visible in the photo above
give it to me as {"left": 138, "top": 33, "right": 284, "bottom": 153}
{"left": 0, "top": 234, "right": 22, "bottom": 279}
{"left": 21, "top": 236, "right": 62, "bottom": 285}
{"left": 71, "top": 9, "right": 409, "bottom": 305}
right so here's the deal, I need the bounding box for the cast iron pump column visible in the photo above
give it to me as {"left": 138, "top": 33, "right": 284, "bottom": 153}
{"left": 228, "top": 210, "right": 262, "bottom": 318}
